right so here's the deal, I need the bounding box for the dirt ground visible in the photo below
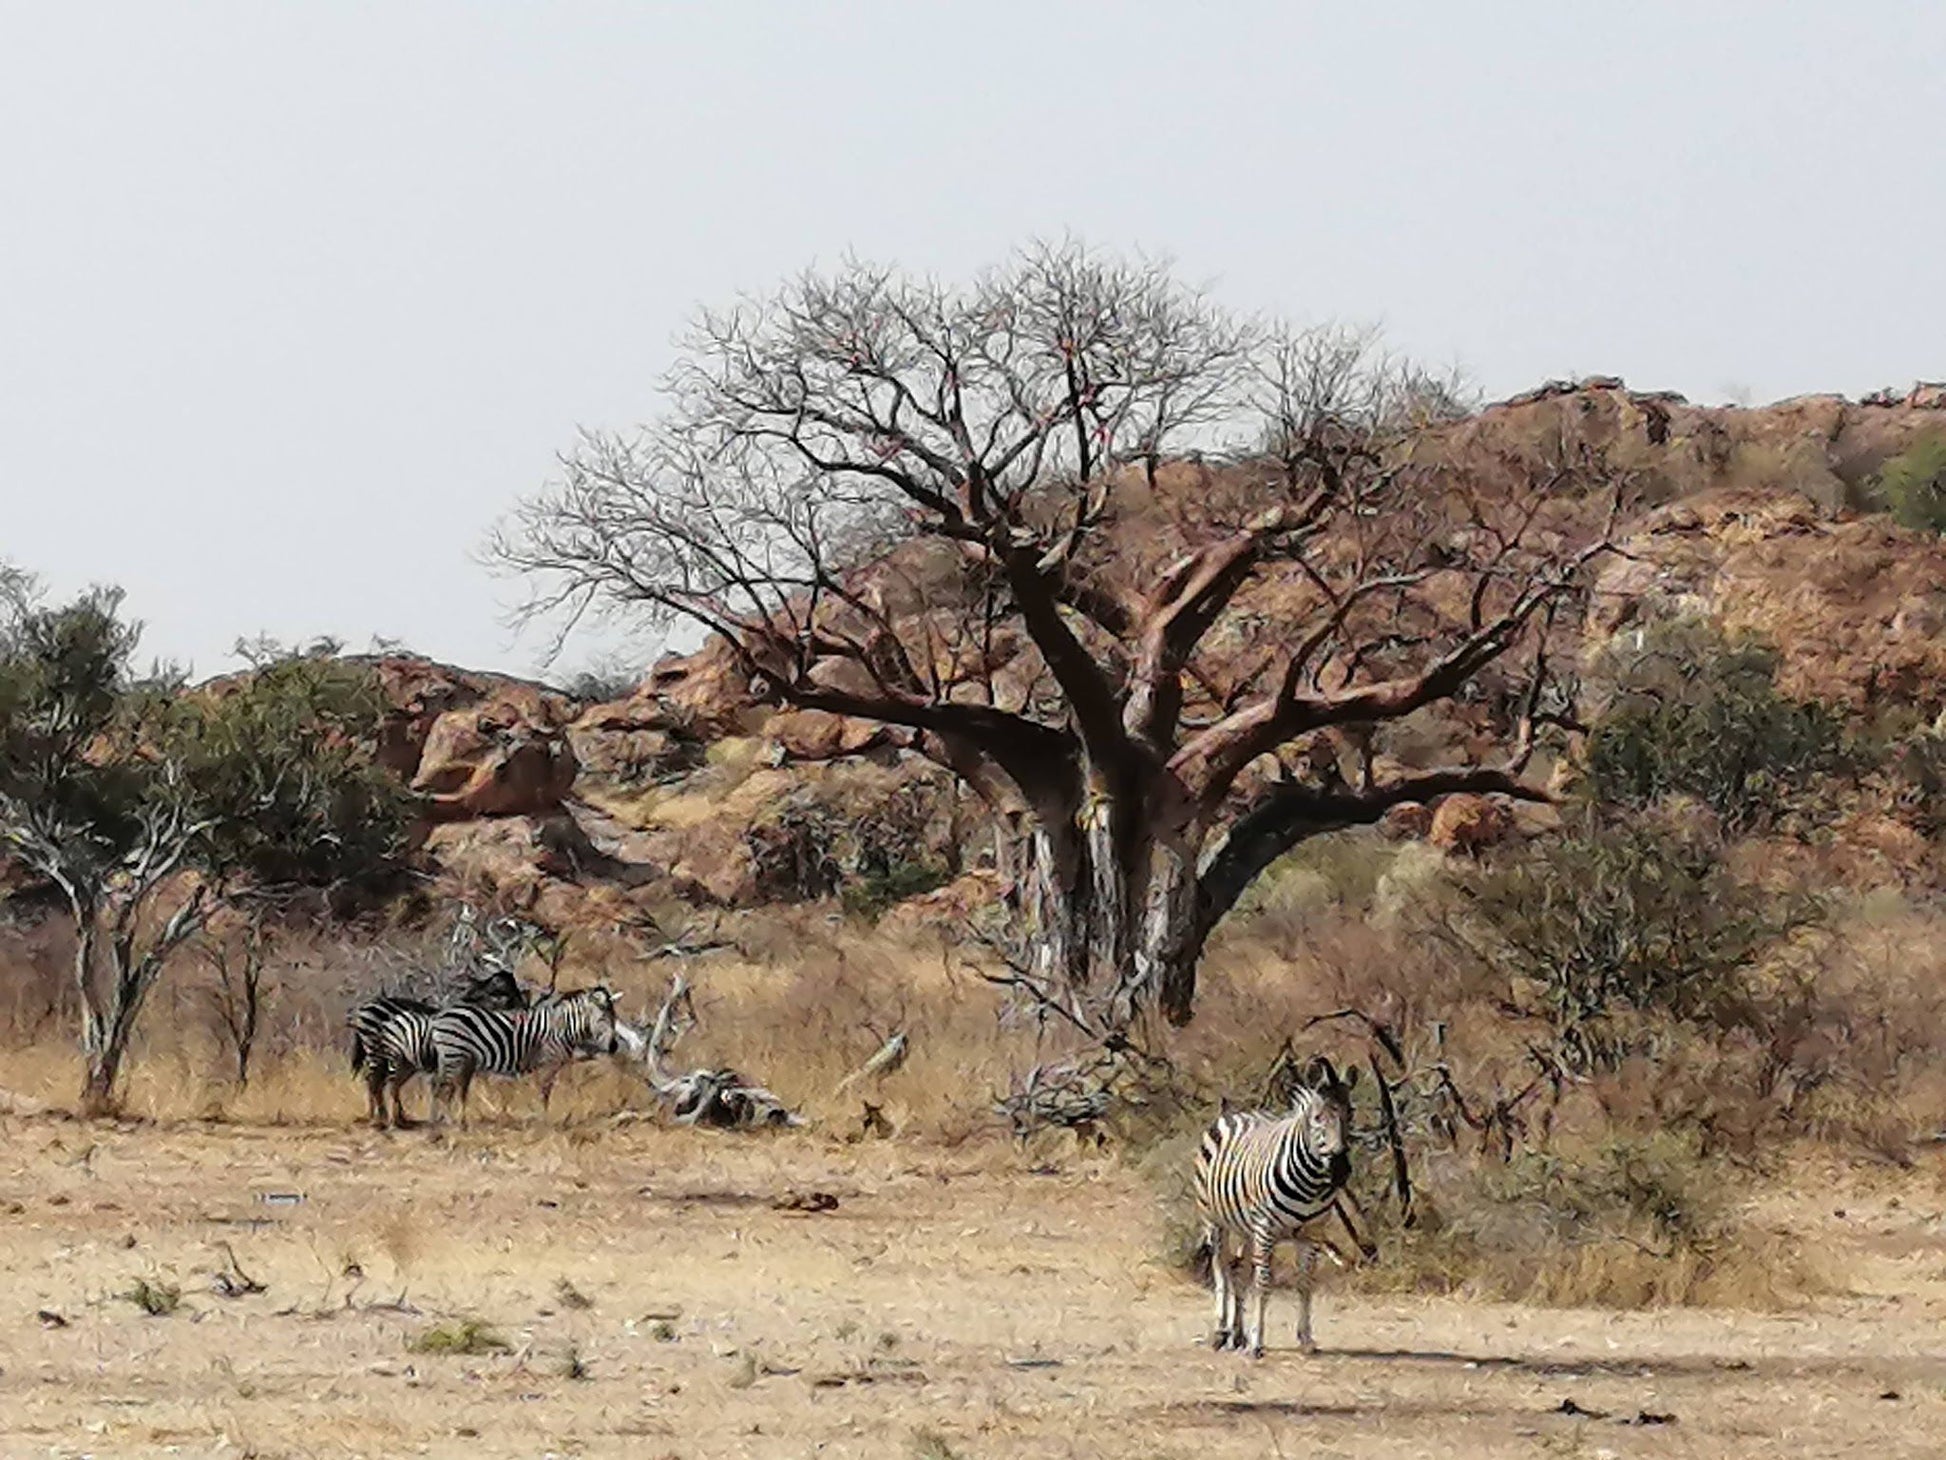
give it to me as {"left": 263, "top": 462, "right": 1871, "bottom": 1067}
{"left": 4, "top": 1115, "right": 1946, "bottom": 1460}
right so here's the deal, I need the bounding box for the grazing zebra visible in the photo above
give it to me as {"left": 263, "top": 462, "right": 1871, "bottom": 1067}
{"left": 428, "top": 986, "right": 621, "bottom": 1126}
{"left": 348, "top": 967, "right": 527, "bottom": 1130}
{"left": 1193, "top": 1055, "right": 1376, "bottom": 1358}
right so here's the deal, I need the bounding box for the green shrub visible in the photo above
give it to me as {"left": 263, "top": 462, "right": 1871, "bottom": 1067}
{"left": 1867, "top": 434, "right": 1946, "bottom": 534}
{"left": 748, "top": 772, "right": 965, "bottom": 908}
{"left": 1585, "top": 621, "right": 1847, "bottom": 833}
{"left": 1357, "top": 1133, "right": 1822, "bottom": 1309}
{"left": 1458, "top": 815, "right": 1821, "bottom": 1071}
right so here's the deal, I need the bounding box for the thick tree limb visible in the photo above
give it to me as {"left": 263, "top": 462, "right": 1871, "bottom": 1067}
{"left": 1194, "top": 765, "right": 1551, "bottom": 940}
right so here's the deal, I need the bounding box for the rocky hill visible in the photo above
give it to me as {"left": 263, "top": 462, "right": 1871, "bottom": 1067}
{"left": 246, "top": 380, "right": 1946, "bottom": 932}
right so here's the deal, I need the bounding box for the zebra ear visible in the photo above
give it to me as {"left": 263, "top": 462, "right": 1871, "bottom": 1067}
{"left": 1303, "top": 1054, "right": 1337, "bottom": 1090}
{"left": 1343, "top": 1063, "right": 1361, "bottom": 1091}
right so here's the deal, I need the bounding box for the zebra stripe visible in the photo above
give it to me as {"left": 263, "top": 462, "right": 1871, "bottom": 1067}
{"left": 429, "top": 987, "right": 621, "bottom": 1125}
{"left": 348, "top": 967, "right": 528, "bottom": 1130}
{"left": 1192, "top": 1056, "right": 1371, "bottom": 1358}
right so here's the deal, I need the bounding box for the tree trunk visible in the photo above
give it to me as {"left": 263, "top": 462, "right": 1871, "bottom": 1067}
{"left": 1134, "top": 834, "right": 1204, "bottom": 1027}
{"left": 80, "top": 990, "right": 144, "bottom": 1118}
{"left": 1002, "top": 771, "right": 1216, "bottom": 1035}
{"left": 75, "top": 930, "right": 172, "bottom": 1118}
{"left": 1008, "top": 775, "right": 1435, "bottom": 1032}
{"left": 231, "top": 964, "right": 261, "bottom": 1088}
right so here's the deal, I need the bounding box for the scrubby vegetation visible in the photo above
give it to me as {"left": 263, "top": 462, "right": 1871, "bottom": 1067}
{"left": 1584, "top": 620, "right": 1850, "bottom": 833}
{"left": 1867, "top": 433, "right": 1946, "bottom": 534}
{"left": 407, "top": 1316, "right": 511, "bottom": 1357}
{"left": 0, "top": 580, "right": 415, "bottom": 1113}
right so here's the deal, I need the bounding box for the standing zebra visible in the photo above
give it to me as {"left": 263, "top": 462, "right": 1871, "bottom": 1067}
{"left": 1193, "top": 1055, "right": 1376, "bottom": 1358}
{"left": 348, "top": 967, "right": 528, "bottom": 1130}
{"left": 428, "top": 986, "right": 621, "bottom": 1126}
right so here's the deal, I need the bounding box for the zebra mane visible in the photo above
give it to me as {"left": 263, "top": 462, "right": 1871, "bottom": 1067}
{"left": 536, "top": 983, "right": 614, "bottom": 1009}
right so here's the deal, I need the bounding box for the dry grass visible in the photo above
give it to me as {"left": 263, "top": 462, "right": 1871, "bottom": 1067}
{"left": 3, "top": 1118, "right": 1945, "bottom": 1458}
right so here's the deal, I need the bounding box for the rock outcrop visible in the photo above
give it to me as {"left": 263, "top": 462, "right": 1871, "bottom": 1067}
{"left": 151, "top": 382, "right": 1946, "bottom": 930}
{"left": 412, "top": 707, "right": 578, "bottom": 821}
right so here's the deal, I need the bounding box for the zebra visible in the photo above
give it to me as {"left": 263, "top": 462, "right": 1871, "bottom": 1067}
{"left": 428, "top": 986, "right": 622, "bottom": 1126}
{"left": 348, "top": 966, "right": 528, "bottom": 1130}
{"left": 1192, "top": 1055, "right": 1376, "bottom": 1358}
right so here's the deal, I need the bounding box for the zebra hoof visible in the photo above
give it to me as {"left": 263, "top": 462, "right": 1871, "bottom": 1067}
{"left": 1209, "top": 1330, "right": 1234, "bottom": 1351}
{"left": 1246, "top": 1342, "right": 1265, "bottom": 1360}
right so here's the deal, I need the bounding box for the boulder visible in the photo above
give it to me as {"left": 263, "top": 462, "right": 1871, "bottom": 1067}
{"left": 767, "top": 709, "right": 897, "bottom": 762}
{"left": 412, "top": 708, "right": 578, "bottom": 821}
{"left": 358, "top": 655, "right": 574, "bottom": 782}
{"left": 567, "top": 700, "right": 707, "bottom": 787}
{"left": 1379, "top": 802, "right": 1434, "bottom": 841}
{"left": 1427, "top": 793, "right": 1515, "bottom": 857}
{"left": 637, "top": 639, "right": 761, "bottom": 736}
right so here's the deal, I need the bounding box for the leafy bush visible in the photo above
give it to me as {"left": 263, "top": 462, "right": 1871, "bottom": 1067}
{"left": 0, "top": 585, "right": 418, "bottom": 1112}
{"left": 1866, "top": 434, "right": 1946, "bottom": 534}
{"left": 1458, "top": 815, "right": 1821, "bottom": 1071}
{"left": 1585, "top": 620, "right": 1847, "bottom": 833}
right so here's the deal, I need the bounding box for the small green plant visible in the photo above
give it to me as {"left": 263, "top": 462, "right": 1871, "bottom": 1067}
{"left": 911, "top": 1428, "right": 965, "bottom": 1460}
{"left": 647, "top": 1318, "right": 678, "bottom": 1342}
{"left": 407, "top": 1317, "right": 511, "bottom": 1356}
{"left": 1867, "top": 434, "right": 1946, "bottom": 534}
{"left": 121, "top": 1277, "right": 182, "bottom": 1316}
{"left": 840, "top": 857, "right": 952, "bottom": 921}
{"left": 557, "top": 1343, "right": 592, "bottom": 1381}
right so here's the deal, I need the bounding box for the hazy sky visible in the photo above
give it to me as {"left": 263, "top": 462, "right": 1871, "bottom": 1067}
{"left": 5, "top": 3, "right": 1942, "bottom": 680}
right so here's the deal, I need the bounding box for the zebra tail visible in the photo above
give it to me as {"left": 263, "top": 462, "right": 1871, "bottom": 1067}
{"left": 349, "top": 1026, "right": 369, "bottom": 1075}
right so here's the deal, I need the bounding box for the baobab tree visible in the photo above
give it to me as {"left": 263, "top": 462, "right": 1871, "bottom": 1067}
{"left": 493, "top": 243, "right": 1611, "bottom": 1035}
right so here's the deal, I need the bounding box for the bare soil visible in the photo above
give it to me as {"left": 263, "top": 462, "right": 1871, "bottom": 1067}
{"left": 3, "top": 1117, "right": 1945, "bottom": 1459}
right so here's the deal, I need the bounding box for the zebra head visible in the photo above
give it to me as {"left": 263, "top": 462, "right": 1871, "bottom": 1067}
{"left": 458, "top": 964, "right": 529, "bottom": 1010}
{"left": 1294, "top": 1055, "right": 1358, "bottom": 1165}
{"left": 549, "top": 985, "right": 621, "bottom": 1058}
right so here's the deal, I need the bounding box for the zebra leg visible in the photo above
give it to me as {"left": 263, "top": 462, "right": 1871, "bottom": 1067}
{"left": 1246, "top": 1227, "right": 1273, "bottom": 1360}
{"left": 454, "top": 1067, "right": 476, "bottom": 1128}
{"left": 1294, "top": 1240, "right": 1319, "bottom": 1355}
{"left": 1204, "top": 1224, "right": 1233, "bottom": 1349}
{"left": 364, "top": 1063, "right": 389, "bottom": 1129}
{"left": 388, "top": 1072, "right": 417, "bottom": 1130}
{"left": 538, "top": 1063, "right": 558, "bottom": 1117}
{"left": 1226, "top": 1247, "right": 1248, "bottom": 1350}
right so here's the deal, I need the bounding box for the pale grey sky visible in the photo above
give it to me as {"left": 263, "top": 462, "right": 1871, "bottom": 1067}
{"left": 4, "top": 3, "right": 1941, "bottom": 680}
